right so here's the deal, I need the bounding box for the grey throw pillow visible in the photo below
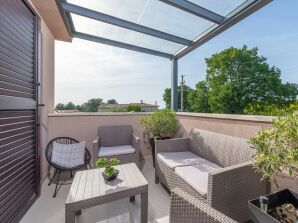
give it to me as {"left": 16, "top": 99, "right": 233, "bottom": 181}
{"left": 51, "top": 141, "right": 86, "bottom": 168}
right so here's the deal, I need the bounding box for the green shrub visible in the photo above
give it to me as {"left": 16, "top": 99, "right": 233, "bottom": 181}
{"left": 127, "top": 104, "right": 142, "bottom": 112}
{"left": 244, "top": 102, "right": 298, "bottom": 116}
{"left": 140, "top": 109, "right": 177, "bottom": 138}
{"left": 106, "top": 108, "right": 127, "bottom": 112}
{"left": 250, "top": 113, "right": 298, "bottom": 187}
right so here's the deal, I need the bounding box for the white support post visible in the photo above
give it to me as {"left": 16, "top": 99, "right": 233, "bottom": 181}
{"left": 171, "top": 59, "right": 178, "bottom": 111}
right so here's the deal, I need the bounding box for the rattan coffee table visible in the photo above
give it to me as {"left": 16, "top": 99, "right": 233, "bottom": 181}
{"left": 65, "top": 163, "right": 148, "bottom": 223}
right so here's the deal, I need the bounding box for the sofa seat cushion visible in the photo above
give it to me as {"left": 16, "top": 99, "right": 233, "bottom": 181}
{"left": 175, "top": 160, "right": 221, "bottom": 197}
{"left": 157, "top": 151, "right": 206, "bottom": 169}
{"left": 98, "top": 145, "right": 135, "bottom": 157}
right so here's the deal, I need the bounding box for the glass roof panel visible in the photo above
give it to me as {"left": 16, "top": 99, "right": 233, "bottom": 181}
{"left": 68, "top": 0, "right": 214, "bottom": 40}
{"left": 187, "top": 0, "right": 247, "bottom": 16}
{"left": 67, "top": 0, "right": 251, "bottom": 55}
{"left": 72, "top": 14, "right": 183, "bottom": 54}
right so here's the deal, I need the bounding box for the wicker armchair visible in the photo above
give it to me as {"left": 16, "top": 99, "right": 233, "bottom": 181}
{"left": 170, "top": 188, "right": 237, "bottom": 223}
{"left": 46, "top": 137, "right": 91, "bottom": 197}
{"left": 155, "top": 129, "right": 267, "bottom": 222}
{"left": 92, "top": 125, "right": 140, "bottom": 168}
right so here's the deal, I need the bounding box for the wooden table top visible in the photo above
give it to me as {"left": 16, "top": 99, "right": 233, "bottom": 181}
{"left": 66, "top": 163, "right": 148, "bottom": 204}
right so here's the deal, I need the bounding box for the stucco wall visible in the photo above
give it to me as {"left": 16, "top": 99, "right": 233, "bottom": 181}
{"left": 46, "top": 113, "right": 152, "bottom": 181}
{"left": 45, "top": 113, "right": 272, "bottom": 179}
{"left": 48, "top": 113, "right": 151, "bottom": 153}
{"left": 29, "top": 0, "right": 56, "bottom": 184}
{"left": 39, "top": 21, "right": 55, "bottom": 183}
{"left": 177, "top": 112, "right": 273, "bottom": 139}
{"left": 39, "top": 20, "right": 55, "bottom": 183}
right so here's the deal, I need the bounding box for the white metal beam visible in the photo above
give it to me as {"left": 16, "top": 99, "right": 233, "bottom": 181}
{"left": 73, "top": 32, "right": 174, "bottom": 59}
{"left": 159, "top": 0, "right": 224, "bottom": 24}
{"left": 174, "top": 0, "right": 272, "bottom": 59}
{"left": 171, "top": 59, "right": 178, "bottom": 111}
{"left": 61, "top": 1, "right": 193, "bottom": 46}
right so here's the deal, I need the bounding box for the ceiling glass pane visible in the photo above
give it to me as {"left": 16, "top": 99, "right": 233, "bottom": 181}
{"left": 187, "top": 0, "right": 247, "bottom": 16}
{"left": 68, "top": 0, "right": 214, "bottom": 40}
{"left": 68, "top": 0, "right": 249, "bottom": 55}
{"left": 72, "top": 14, "right": 183, "bottom": 54}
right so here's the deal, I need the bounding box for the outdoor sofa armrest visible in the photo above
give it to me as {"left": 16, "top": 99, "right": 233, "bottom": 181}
{"left": 131, "top": 134, "right": 140, "bottom": 151}
{"left": 170, "top": 188, "right": 237, "bottom": 223}
{"left": 92, "top": 136, "right": 100, "bottom": 168}
{"left": 155, "top": 137, "right": 190, "bottom": 155}
{"left": 131, "top": 134, "right": 140, "bottom": 167}
{"left": 208, "top": 161, "right": 267, "bottom": 222}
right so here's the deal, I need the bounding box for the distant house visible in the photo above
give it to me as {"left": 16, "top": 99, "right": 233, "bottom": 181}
{"left": 98, "top": 101, "right": 159, "bottom": 112}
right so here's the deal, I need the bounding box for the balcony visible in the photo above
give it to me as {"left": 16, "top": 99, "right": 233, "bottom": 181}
{"left": 1, "top": 0, "right": 297, "bottom": 222}
{"left": 19, "top": 112, "right": 296, "bottom": 223}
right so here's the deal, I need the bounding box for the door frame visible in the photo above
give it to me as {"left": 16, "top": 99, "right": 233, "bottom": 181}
{"left": 11, "top": 1, "right": 41, "bottom": 221}
{"left": 24, "top": 0, "right": 41, "bottom": 198}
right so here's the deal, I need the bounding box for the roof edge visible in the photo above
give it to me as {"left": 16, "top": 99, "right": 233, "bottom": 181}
{"left": 29, "top": 0, "right": 72, "bottom": 42}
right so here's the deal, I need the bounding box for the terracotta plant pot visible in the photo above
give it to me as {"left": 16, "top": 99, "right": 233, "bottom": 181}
{"left": 102, "top": 170, "right": 119, "bottom": 181}
{"left": 248, "top": 189, "right": 298, "bottom": 223}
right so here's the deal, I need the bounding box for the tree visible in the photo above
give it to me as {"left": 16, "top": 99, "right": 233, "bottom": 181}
{"left": 106, "top": 99, "right": 118, "bottom": 104}
{"left": 187, "top": 81, "right": 209, "bottom": 112}
{"left": 163, "top": 85, "right": 192, "bottom": 111}
{"left": 55, "top": 98, "right": 103, "bottom": 112}
{"left": 205, "top": 45, "right": 298, "bottom": 114}
{"left": 163, "top": 88, "right": 171, "bottom": 109}
{"left": 127, "top": 104, "right": 142, "bottom": 112}
{"left": 75, "top": 104, "right": 83, "bottom": 111}
{"left": 64, "top": 102, "right": 76, "bottom": 110}
{"left": 55, "top": 103, "right": 65, "bottom": 110}
{"left": 277, "top": 83, "right": 298, "bottom": 105}
{"left": 81, "top": 98, "right": 103, "bottom": 112}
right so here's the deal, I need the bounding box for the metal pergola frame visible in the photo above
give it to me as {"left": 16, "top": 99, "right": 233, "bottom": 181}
{"left": 56, "top": 0, "right": 272, "bottom": 111}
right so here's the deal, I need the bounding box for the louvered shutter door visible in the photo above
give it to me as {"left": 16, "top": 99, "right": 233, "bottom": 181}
{"left": 0, "top": 0, "right": 40, "bottom": 222}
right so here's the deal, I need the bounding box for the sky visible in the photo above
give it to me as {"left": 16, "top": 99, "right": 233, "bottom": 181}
{"left": 55, "top": 0, "right": 298, "bottom": 108}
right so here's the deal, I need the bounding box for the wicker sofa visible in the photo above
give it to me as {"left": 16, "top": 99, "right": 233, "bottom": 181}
{"left": 155, "top": 129, "right": 267, "bottom": 222}
{"left": 170, "top": 188, "right": 237, "bottom": 223}
{"left": 93, "top": 125, "right": 140, "bottom": 168}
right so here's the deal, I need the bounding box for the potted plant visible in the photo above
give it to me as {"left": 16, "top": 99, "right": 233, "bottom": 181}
{"left": 140, "top": 109, "right": 177, "bottom": 167}
{"left": 96, "top": 157, "right": 120, "bottom": 181}
{"left": 248, "top": 113, "right": 298, "bottom": 223}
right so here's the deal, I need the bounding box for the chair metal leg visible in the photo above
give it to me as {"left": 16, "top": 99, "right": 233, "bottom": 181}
{"left": 48, "top": 169, "right": 58, "bottom": 186}
{"left": 53, "top": 170, "right": 61, "bottom": 198}
{"left": 70, "top": 170, "right": 73, "bottom": 178}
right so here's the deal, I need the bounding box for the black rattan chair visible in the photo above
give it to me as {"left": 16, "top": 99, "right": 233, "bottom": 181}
{"left": 46, "top": 137, "right": 91, "bottom": 197}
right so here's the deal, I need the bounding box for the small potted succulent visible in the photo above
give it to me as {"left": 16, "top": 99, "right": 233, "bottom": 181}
{"left": 96, "top": 157, "right": 120, "bottom": 181}
{"left": 140, "top": 109, "right": 177, "bottom": 167}
{"left": 248, "top": 113, "right": 298, "bottom": 223}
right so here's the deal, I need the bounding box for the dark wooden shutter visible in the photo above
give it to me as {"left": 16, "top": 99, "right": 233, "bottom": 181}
{"left": 0, "top": 0, "right": 40, "bottom": 222}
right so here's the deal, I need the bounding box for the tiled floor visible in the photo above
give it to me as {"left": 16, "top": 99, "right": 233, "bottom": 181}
{"left": 20, "top": 159, "right": 170, "bottom": 223}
